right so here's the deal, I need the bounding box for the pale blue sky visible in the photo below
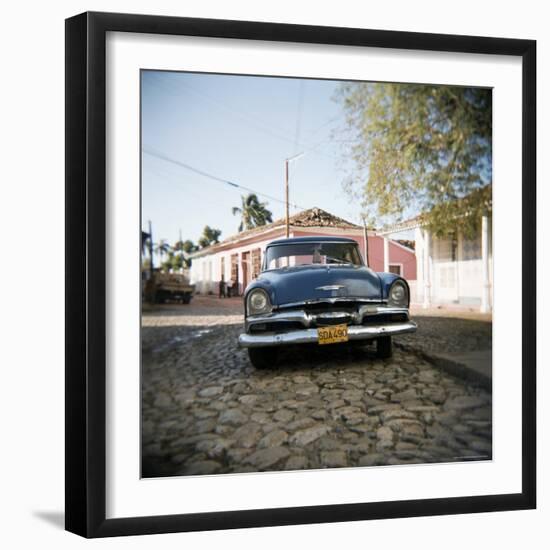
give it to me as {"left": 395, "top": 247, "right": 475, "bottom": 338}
{"left": 141, "top": 70, "right": 363, "bottom": 246}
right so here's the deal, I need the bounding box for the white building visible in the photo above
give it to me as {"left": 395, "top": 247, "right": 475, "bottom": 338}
{"left": 380, "top": 213, "right": 492, "bottom": 313}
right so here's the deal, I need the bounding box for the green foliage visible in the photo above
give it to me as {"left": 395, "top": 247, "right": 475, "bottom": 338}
{"left": 169, "top": 253, "right": 182, "bottom": 271}
{"left": 160, "top": 250, "right": 174, "bottom": 273}
{"left": 335, "top": 82, "right": 492, "bottom": 237}
{"left": 154, "top": 239, "right": 171, "bottom": 258}
{"left": 172, "top": 239, "right": 195, "bottom": 268}
{"left": 198, "top": 225, "right": 222, "bottom": 249}
{"left": 232, "top": 193, "right": 273, "bottom": 232}
{"left": 176, "top": 239, "right": 198, "bottom": 254}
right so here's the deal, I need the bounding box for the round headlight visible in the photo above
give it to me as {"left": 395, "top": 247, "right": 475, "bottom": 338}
{"left": 247, "top": 289, "right": 272, "bottom": 316}
{"left": 388, "top": 281, "right": 408, "bottom": 307}
{"left": 250, "top": 291, "right": 267, "bottom": 311}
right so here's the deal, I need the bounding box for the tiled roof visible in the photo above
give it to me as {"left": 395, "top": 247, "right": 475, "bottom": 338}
{"left": 285, "top": 207, "right": 361, "bottom": 230}
{"left": 192, "top": 207, "right": 362, "bottom": 257}
{"left": 378, "top": 214, "right": 425, "bottom": 234}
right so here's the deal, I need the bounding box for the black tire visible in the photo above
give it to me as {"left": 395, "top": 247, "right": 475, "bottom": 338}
{"left": 181, "top": 293, "right": 192, "bottom": 304}
{"left": 248, "top": 347, "right": 278, "bottom": 369}
{"left": 376, "top": 336, "right": 393, "bottom": 359}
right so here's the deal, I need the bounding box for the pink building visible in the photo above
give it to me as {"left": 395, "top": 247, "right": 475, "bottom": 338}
{"left": 190, "top": 208, "right": 416, "bottom": 295}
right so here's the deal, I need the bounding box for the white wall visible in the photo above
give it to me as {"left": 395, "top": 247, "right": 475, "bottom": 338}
{"left": 415, "top": 225, "right": 493, "bottom": 309}
{"left": 1, "top": 2, "right": 547, "bottom": 550}
{"left": 190, "top": 233, "right": 279, "bottom": 294}
{"left": 414, "top": 227, "right": 427, "bottom": 304}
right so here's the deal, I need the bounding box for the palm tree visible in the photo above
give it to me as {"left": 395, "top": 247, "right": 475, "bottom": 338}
{"left": 232, "top": 194, "right": 273, "bottom": 232}
{"left": 198, "top": 226, "right": 222, "bottom": 249}
{"left": 154, "top": 239, "right": 171, "bottom": 263}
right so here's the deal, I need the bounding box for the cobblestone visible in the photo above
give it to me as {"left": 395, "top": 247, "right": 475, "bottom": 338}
{"left": 141, "top": 298, "right": 492, "bottom": 477}
{"left": 401, "top": 308, "right": 492, "bottom": 355}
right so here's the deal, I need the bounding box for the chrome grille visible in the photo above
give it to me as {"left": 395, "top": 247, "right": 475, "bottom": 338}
{"left": 313, "top": 311, "right": 353, "bottom": 326}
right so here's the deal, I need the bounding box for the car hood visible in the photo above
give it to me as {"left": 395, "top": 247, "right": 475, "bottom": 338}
{"left": 256, "top": 265, "right": 382, "bottom": 306}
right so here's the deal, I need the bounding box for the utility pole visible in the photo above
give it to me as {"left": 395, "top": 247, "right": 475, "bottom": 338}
{"left": 148, "top": 220, "right": 154, "bottom": 277}
{"left": 285, "top": 159, "right": 290, "bottom": 238}
{"left": 178, "top": 228, "right": 184, "bottom": 273}
{"left": 284, "top": 152, "right": 305, "bottom": 238}
{"left": 361, "top": 215, "right": 370, "bottom": 267}
{"left": 148, "top": 220, "right": 155, "bottom": 305}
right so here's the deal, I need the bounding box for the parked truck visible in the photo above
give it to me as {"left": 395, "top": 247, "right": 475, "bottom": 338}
{"left": 144, "top": 271, "right": 195, "bottom": 304}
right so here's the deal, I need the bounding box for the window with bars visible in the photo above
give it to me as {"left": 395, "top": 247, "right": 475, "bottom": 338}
{"left": 230, "top": 254, "right": 239, "bottom": 284}
{"left": 389, "top": 264, "right": 402, "bottom": 276}
{"left": 251, "top": 248, "right": 261, "bottom": 279}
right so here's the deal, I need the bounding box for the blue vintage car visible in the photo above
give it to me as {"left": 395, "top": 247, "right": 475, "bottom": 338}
{"left": 238, "top": 236, "right": 417, "bottom": 368}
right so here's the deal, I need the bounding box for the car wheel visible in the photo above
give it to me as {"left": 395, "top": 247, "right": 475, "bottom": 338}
{"left": 248, "top": 347, "right": 278, "bottom": 369}
{"left": 376, "top": 336, "right": 392, "bottom": 358}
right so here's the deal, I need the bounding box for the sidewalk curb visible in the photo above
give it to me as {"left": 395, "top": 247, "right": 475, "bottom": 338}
{"left": 395, "top": 342, "right": 492, "bottom": 391}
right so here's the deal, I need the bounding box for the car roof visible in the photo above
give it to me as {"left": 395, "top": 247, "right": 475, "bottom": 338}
{"left": 267, "top": 236, "right": 358, "bottom": 246}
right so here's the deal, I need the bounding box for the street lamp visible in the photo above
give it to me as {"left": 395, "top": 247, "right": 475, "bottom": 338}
{"left": 284, "top": 152, "right": 305, "bottom": 238}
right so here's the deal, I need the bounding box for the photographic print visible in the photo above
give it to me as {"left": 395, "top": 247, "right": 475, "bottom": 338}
{"left": 65, "top": 12, "right": 536, "bottom": 537}
{"left": 140, "top": 70, "right": 493, "bottom": 478}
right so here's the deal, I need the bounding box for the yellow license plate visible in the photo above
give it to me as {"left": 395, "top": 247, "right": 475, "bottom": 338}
{"left": 317, "top": 324, "right": 349, "bottom": 345}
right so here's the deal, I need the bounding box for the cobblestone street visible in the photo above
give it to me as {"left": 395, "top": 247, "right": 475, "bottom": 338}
{"left": 142, "top": 297, "right": 492, "bottom": 477}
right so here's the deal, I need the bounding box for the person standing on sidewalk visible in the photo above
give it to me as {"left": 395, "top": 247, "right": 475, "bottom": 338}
{"left": 219, "top": 274, "right": 226, "bottom": 299}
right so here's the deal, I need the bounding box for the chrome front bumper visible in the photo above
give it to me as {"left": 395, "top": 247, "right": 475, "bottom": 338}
{"left": 238, "top": 321, "right": 417, "bottom": 348}
{"left": 238, "top": 304, "right": 417, "bottom": 348}
{"left": 243, "top": 304, "right": 410, "bottom": 332}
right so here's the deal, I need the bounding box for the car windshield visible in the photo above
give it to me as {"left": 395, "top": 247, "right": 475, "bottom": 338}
{"left": 264, "top": 242, "right": 363, "bottom": 270}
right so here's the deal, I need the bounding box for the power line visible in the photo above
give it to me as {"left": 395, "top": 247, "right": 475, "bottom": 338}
{"left": 306, "top": 113, "right": 345, "bottom": 137}
{"left": 153, "top": 76, "right": 299, "bottom": 148}
{"left": 143, "top": 164, "right": 239, "bottom": 210}
{"left": 294, "top": 80, "right": 305, "bottom": 154}
{"left": 149, "top": 74, "right": 340, "bottom": 162}
{"left": 143, "top": 146, "right": 308, "bottom": 211}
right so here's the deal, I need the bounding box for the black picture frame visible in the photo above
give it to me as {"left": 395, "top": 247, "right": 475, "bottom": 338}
{"left": 65, "top": 11, "right": 536, "bottom": 538}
